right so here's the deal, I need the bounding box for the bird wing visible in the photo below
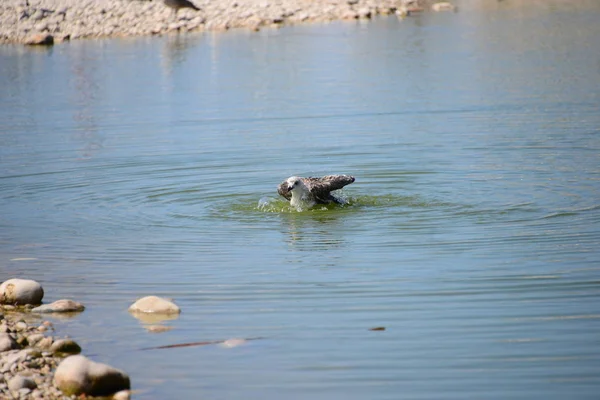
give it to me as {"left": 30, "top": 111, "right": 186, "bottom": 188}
{"left": 277, "top": 175, "right": 355, "bottom": 203}
{"left": 304, "top": 175, "right": 355, "bottom": 202}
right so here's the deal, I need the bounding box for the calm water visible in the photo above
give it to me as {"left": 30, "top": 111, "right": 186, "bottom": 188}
{"left": 1, "top": 2, "right": 600, "bottom": 399}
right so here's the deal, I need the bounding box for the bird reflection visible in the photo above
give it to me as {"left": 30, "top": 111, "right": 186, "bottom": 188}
{"left": 70, "top": 50, "right": 105, "bottom": 159}
{"left": 279, "top": 211, "right": 346, "bottom": 252}
{"left": 160, "top": 34, "right": 200, "bottom": 75}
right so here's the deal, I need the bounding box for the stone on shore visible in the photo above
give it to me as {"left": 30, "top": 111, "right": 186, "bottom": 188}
{"left": 0, "top": 0, "right": 437, "bottom": 45}
{"left": 7, "top": 375, "right": 37, "bottom": 391}
{"left": 24, "top": 33, "right": 54, "bottom": 45}
{"left": 431, "top": 2, "right": 456, "bottom": 12}
{"left": 0, "top": 332, "right": 19, "bottom": 352}
{"left": 50, "top": 338, "right": 82, "bottom": 355}
{"left": 128, "top": 296, "right": 181, "bottom": 315}
{"left": 0, "top": 279, "right": 44, "bottom": 305}
{"left": 113, "top": 390, "right": 132, "bottom": 400}
{"left": 32, "top": 299, "right": 85, "bottom": 313}
{"left": 54, "top": 355, "right": 131, "bottom": 397}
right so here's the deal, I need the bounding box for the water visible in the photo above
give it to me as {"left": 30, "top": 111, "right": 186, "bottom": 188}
{"left": 1, "top": 3, "right": 600, "bottom": 399}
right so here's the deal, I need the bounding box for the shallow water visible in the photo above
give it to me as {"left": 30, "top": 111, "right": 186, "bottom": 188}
{"left": 1, "top": 3, "right": 600, "bottom": 399}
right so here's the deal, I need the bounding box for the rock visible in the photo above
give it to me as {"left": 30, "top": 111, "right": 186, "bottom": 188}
{"left": 31, "top": 9, "right": 45, "bottom": 21}
{"left": 7, "top": 375, "right": 37, "bottom": 391}
{"left": 24, "top": 33, "right": 54, "bottom": 45}
{"left": 396, "top": 7, "right": 409, "bottom": 17}
{"left": 25, "top": 333, "right": 44, "bottom": 346}
{"left": 35, "top": 336, "right": 53, "bottom": 350}
{"left": 50, "top": 339, "right": 81, "bottom": 355}
{"left": 0, "top": 332, "right": 18, "bottom": 352}
{"left": 128, "top": 296, "right": 181, "bottom": 315}
{"left": 54, "top": 355, "right": 131, "bottom": 397}
{"left": 0, "top": 279, "right": 44, "bottom": 305}
{"left": 2, "top": 350, "right": 29, "bottom": 370}
{"left": 113, "top": 390, "right": 131, "bottom": 400}
{"left": 431, "top": 2, "right": 456, "bottom": 12}
{"left": 357, "top": 7, "right": 371, "bottom": 18}
{"left": 14, "top": 321, "right": 28, "bottom": 331}
{"left": 32, "top": 299, "right": 85, "bottom": 313}
{"left": 220, "top": 338, "right": 246, "bottom": 348}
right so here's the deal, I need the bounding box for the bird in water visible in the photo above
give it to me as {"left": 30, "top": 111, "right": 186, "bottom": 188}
{"left": 277, "top": 175, "right": 355, "bottom": 210}
{"left": 164, "top": 0, "right": 200, "bottom": 18}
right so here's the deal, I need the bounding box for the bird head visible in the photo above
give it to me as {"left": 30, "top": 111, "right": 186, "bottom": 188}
{"left": 286, "top": 176, "right": 304, "bottom": 192}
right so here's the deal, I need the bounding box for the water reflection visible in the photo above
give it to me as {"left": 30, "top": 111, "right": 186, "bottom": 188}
{"left": 69, "top": 46, "right": 105, "bottom": 159}
{"left": 160, "top": 33, "right": 201, "bottom": 75}
{"left": 279, "top": 211, "right": 346, "bottom": 251}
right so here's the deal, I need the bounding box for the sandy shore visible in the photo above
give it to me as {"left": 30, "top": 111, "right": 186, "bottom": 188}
{"left": 0, "top": 0, "right": 439, "bottom": 45}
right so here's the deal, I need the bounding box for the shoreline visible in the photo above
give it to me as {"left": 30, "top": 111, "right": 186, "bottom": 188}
{"left": 0, "top": 0, "right": 441, "bottom": 45}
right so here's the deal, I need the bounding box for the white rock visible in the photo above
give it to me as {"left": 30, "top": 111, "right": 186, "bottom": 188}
{"left": 32, "top": 299, "right": 85, "bottom": 313}
{"left": 0, "top": 332, "right": 18, "bottom": 352}
{"left": 128, "top": 296, "right": 181, "bottom": 315}
{"left": 432, "top": 2, "right": 456, "bottom": 12}
{"left": 26, "top": 333, "right": 45, "bottom": 346}
{"left": 8, "top": 375, "right": 37, "bottom": 391}
{"left": 113, "top": 390, "right": 131, "bottom": 400}
{"left": 220, "top": 338, "right": 247, "bottom": 348}
{"left": 54, "top": 355, "right": 130, "bottom": 397}
{"left": 0, "top": 279, "right": 44, "bottom": 305}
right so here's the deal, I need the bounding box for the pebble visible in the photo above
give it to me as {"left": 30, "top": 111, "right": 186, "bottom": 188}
{"left": 0, "top": 0, "right": 437, "bottom": 45}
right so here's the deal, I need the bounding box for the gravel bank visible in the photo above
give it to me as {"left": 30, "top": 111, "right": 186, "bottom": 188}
{"left": 0, "top": 0, "right": 435, "bottom": 45}
{"left": 0, "top": 309, "right": 74, "bottom": 399}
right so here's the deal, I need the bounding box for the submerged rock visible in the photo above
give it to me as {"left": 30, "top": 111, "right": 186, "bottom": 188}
{"left": 54, "top": 355, "right": 131, "bottom": 396}
{"left": 128, "top": 296, "right": 181, "bottom": 315}
{"left": 0, "top": 279, "right": 44, "bottom": 305}
{"left": 32, "top": 299, "right": 85, "bottom": 313}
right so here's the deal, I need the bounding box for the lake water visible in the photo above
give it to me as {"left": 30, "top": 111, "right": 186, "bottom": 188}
{"left": 1, "top": 2, "right": 600, "bottom": 399}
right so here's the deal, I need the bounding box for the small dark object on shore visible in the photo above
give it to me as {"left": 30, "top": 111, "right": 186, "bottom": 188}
{"left": 164, "top": 0, "right": 200, "bottom": 14}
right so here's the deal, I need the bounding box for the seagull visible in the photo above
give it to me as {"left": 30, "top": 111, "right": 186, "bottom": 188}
{"left": 164, "top": 0, "right": 200, "bottom": 18}
{"left": 278, "top": 175, "right": 355, "bottom": 209}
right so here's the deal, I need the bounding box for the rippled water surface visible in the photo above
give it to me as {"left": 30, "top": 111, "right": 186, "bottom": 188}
{"left": 1, "top": 3, "right": 600, "bottom": 399}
